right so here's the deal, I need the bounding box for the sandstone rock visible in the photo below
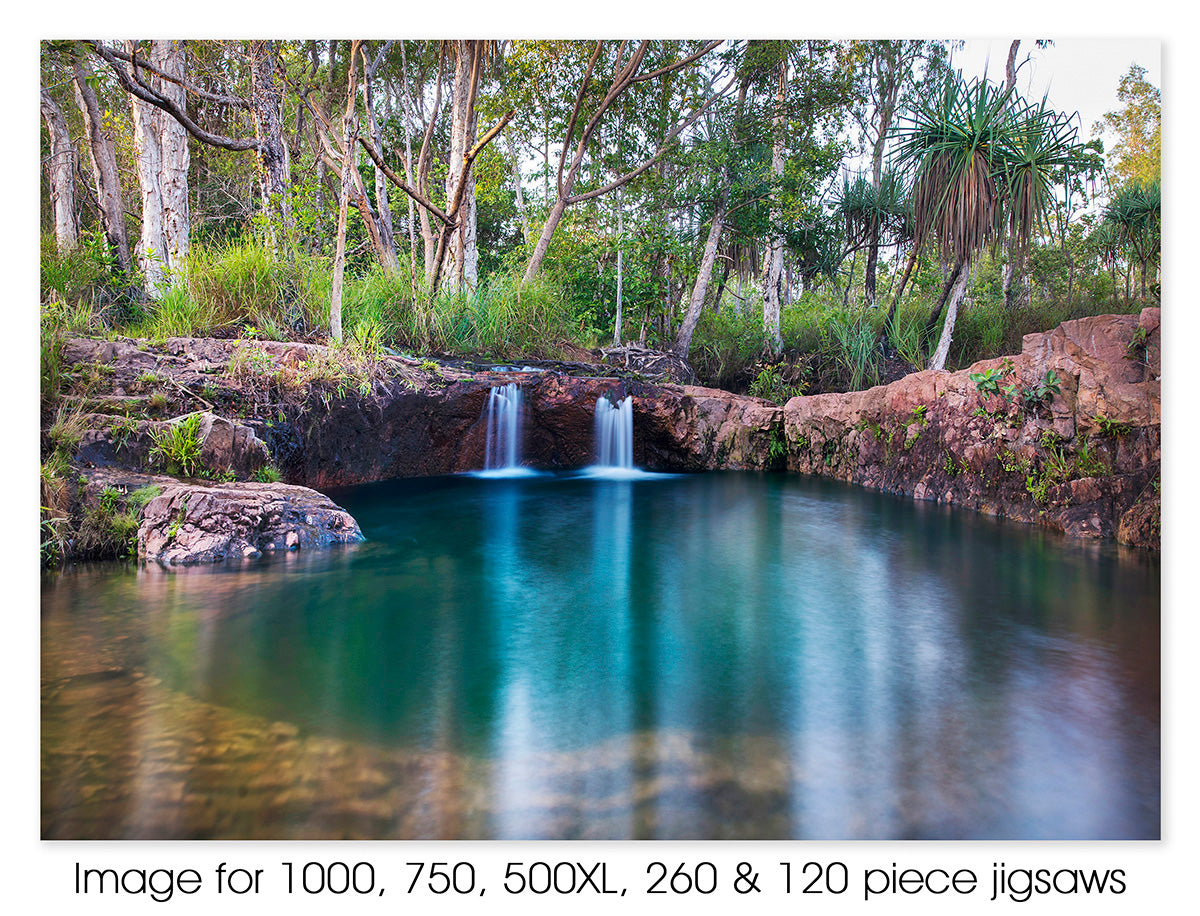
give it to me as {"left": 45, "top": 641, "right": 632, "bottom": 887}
{"left": 74, "top": 470, "right": 362, "bottom": 565}
{"left": 137, "top": 478, "right": 362, "bottom": 564}
{"left": 783, "top": 309, "right": 1161, "bottom": 546}
{"left": 74, "top": 411, "right": 268, "bottom": 480}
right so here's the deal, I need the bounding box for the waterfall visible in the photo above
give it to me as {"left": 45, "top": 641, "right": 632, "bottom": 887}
{"left": 484, "top": 383, "right": 524, "bottom": 471}
{"left": 594, "top": 395, "right": 634, "bottom": 470}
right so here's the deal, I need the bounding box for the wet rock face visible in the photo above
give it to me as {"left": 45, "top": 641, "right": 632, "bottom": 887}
{"left": 288, "top": 372, "right": 785, "bottom": 488}
{"left": 783, "top": 308, "right": 1161, "bottom": 548}
{"left": 61, "top": 336, "right": 784, "bottom": 488}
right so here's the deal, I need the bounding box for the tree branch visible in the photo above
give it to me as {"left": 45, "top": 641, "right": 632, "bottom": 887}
{"left": 566, "top": 73, "right": 735, "bottom": 205}
{"left": 94, "top": 41, "right": 250, "bottom": 108}
{"left": 87, "top": 40, "right": 258, "bottom": 152}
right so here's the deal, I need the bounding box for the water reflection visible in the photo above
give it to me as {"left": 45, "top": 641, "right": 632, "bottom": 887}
{"left": 41, "top": 474, "right": 1159, "bottom": 839}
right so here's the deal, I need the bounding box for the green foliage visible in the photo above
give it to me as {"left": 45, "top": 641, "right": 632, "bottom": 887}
{"left": 1126, "top": 324, "right": 1150, "bottom": 356}
{"left": 969, "top": 358, "right": 1015, "bottom": 398}
{"left": 48, "top": 405, "right": 89, "bottom": 456}
{"left": 690, "top": 306, "right": 775, "bottom": 391}
{"left": 40, "top": 229, "right": 123, "bottom": 312}
{"left": 824, "top": 312, "right": 880, "bottom": 391}
{"left": 1094, "top": 415, "right": 1131, "bottom": 438}
{"left": 253, "top": 463, "right": 283, "bottom": 483}
{"left": 150, "top": 414, "right": 204, "bottom": 477}
{"left": 1097, "top": 63, "right": 1160, "bottom": 188}
{"left": 943, "top": 450, "right": 968, "bottom": 477}
{"left": 77, "top": 485, "right": 141, "bottom": 560}
{"left": 748, "top": 363, "right": 805, "bottom": 404}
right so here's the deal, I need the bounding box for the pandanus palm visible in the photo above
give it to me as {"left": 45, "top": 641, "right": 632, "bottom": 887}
{"left": 1103, "top": 180, "right": 1161, "bottom": 300}
{"left": 892, "top": 74, "right": 1090, "bottom": 369}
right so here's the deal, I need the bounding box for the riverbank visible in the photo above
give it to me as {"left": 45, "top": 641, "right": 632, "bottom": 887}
{"left": 40, "top": 307, "right": 1160, "bottom": 565}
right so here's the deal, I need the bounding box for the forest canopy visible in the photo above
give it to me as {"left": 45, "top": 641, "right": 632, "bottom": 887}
{"left": 40, "top": 39, "right": 1160, "bottom": 394}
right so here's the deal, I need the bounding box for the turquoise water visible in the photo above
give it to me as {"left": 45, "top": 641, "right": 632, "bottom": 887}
{"left": 41, "top": 472, "right": 1159, "bottom": 839}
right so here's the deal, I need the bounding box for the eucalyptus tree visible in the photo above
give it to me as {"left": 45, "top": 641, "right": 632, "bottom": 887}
{"left": 360, "top": 40, "right": 401, "bottom": 275}
{"left": 518, "top": 39, "right": 731, "bottom": 286}
{"left": 893, "top": 72, "right": 1092, "bottom": 370}
{"left": 69, "top": 50, "right": 132, "bottom": 274}
{"left": 849, "top": 39, "right": 950, "bottom": 305}
{"left": 1095, "top": 64, "right": 1160, "bottom": 189}
{"left": 89, "top": 39, "right": 294, "bottom": 240}
{"left": 329, "top": 40, "right": 363, "bottom": 342}
{"left": 672, "top": 48, "right": 754, "bottom": 357}
{"left": 759, "top": 40, "right": 856, "bottom": 352}
{"left": 39, "top": 87, "right": 79, "bottom": 253}
{"left": 125, "top": 40, "right": 191, "bottom": 297}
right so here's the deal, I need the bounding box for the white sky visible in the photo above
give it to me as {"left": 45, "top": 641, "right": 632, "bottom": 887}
{"left": 951, "top": 38, "right": 1161, "bottom": 150}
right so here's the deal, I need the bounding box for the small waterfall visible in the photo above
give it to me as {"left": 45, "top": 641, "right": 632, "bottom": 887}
{"left": 484, "top": 383, "right": 524, "bottom": 471}
{"left": 594, "top": 395, "right": 634, "bottom": 470}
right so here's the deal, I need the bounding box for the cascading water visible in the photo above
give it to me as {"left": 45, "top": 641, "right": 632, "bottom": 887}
{"left": 594, "top": 395, "right": 634, "bottom": 470}
{"left": 482, "top": 383, "right": 526, "bottom": 474}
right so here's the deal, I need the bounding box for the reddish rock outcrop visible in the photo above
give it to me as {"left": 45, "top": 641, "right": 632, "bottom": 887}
{"left": 77, "top": 470, "right": 363, "bottom": 565}
{"left": 60, "top": 336, "right": 783, "bottom": 487}
{"left": 784, "top": 308, "right": 1161, "bottom": 548}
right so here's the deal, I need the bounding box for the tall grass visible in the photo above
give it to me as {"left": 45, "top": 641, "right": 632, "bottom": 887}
{"left": 417, "top": 273, "right": 576, "bottom": 359}
{"left": 43, "top": 230, "right": 1144, "bottom": 391}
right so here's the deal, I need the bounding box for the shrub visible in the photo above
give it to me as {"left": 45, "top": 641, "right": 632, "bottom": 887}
{"left": 150, "top": 414, "right": 204, "bottom": 477}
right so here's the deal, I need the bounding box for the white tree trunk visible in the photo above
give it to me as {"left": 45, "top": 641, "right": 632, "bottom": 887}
{"left": 39, "top": 89, "right": 79, "bottom": 253}
{"left": 674, "top": 201, "right": 727, "bottom": 356}
{"left": 157, "top": 42, "right": 191, "bottom": 286}
{"left": 72, "top": 56, "right": 131, "bottom": 274}
{"left": 613, "top": 186, "right": 624, "bottom": 345}
{"left": 445, "top": 41, "right": 479, "bottom": 290}
{"left": 130, "top": 70, "right": 166, "bottom": 294}
{"left": 330, "top": 41, "right": 361, "bottom": 342}
{"left": 929, "top": 260, "right": 971, "bottom": 371}
{"left": 129, "top": 41, "right": 191, "bottom": 298}
{"left": 762, "top": 56, "right": 787, "bottom": 355}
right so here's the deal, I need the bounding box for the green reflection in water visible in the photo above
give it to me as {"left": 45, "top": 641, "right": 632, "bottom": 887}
{"left": 41, "top": 473, "right": 1159, "bottom": 839}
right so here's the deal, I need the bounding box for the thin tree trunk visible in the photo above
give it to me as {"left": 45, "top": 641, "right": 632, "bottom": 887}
{"left": 674, "top": 198, "right": 727, "bottom": 356}
{"left": 398, "top": 41, "right": 420, "bottom": 293}
{"left": 40, "top": 89, "right": 79, "bottom": 253}
{"left": 1001, "top": 40, "right": 1021, "bottom": 308}
{"left": 614, "top": 186, "right": 624, "bottom": 345}
{"left": 72, "top": 55, "right": 131, "bottom": 274}
{"left": 921, "top": 258, "right": 969, "bottom": 343}
{"left": 362, "top": 42, "right": 400, "bottom": 275}
{"left": 249, "top": 40, "right": 291, "bottom": 241}
{"left": 129, "top": 40, "right": 190, "bottom": 298}
{"left": 522, "top": 39, "right": 725, "bottom": 286}
{"left": 330, "top": 41, "right": 361, "bottom": 343}
{"left": 762, "top": 53, "right": 787, "bottom": 354}
{"left": 446, "top": 41, "right": 480, "bottom": 290}
{"left": 929, "top": 258, "right": 971, "bottom": 371}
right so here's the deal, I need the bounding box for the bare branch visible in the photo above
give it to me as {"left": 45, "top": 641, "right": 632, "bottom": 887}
{"left": 87, "top": 40, "right": 258, "bottom": 152}
{"left": 567, "top": 72, "right": 736, "bottom": 205}
{"left": 629, "top": 40, "right": 722, "bottom": 84}
{"left": 558, "top": 41, "right": 603, "bottom": 200}
{"left": 356, "top": 136, "right": 454, "bottom": 226}
{"left": 95, "top": 41, "right": 250, "bottom": 108}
